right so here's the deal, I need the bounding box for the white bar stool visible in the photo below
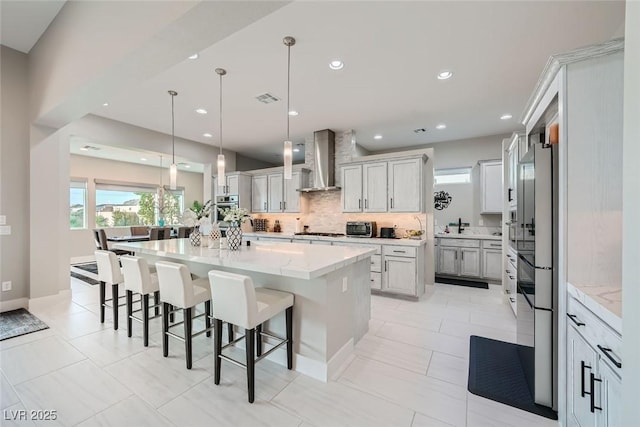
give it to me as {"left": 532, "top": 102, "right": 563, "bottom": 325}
{"left": 95, "top": 250, "right": 126, "bottom": 330}
{"left": 207, "top": 270, "right": 294, "bottom": 403}
{"left": 155, "top": 261, "right": 213, "bottom": 369}
{"left": 120, "top": 255, "right": 161, "bottom": 347}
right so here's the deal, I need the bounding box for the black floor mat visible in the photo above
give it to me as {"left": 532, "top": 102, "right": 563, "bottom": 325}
{"left": 73, "top": 262, "right": 98, "bottom": 274}
{"left": 436, "top": 276, "right": 489, "bottom": 289}
{"left": 0, "top": 308, "right": 49, "bottom": 341}
{"left": 468, "top": 335, "right": 558, "bottom": 420}
{"left": 70, "top": 271, "right": 100, "bottom": 285}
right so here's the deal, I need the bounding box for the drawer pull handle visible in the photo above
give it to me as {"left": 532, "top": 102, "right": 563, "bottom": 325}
{"left": 597, "top": 345, "right": 622, "bottom": 368}
{"left": 589, "top": 373, "right": 602, "bottom": 413}
{"left": 509, "top": 276, "right": 515, "bottom": 280}
{"left": 509, "top": 297, "right": 515, "bottom": 303}
{"left": 567, "top": 313, "right": 585, "bottom": 327}
{"left": 581, "top": 360, "right": 592, "bottom": 397}
{"left": 392, "top": 250, "right": 405, "bottom": 253}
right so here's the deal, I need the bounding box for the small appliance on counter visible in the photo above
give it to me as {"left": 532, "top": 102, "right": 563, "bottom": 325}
{"left": 379, "top": 227, "right": 396, "bottom": 239}
{"left": 253, "top": 218, "right": 268, "bottom": 232}
{"left": 346, "top": 221, "right": 376, "bottom": 238}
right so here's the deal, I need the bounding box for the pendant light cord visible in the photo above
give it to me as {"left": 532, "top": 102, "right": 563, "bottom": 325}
{"left": 171, "top": 94, "right": 175, "bottom": 164}
{"left": 219, "top": 72, "right": 223, "bottom": 155}
{"left": 287, "top": 42, "right": 291, "bottom": 141}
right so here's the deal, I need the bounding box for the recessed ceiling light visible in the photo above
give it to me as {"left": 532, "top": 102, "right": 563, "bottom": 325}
{"left": 293, "top": 148, "right": 300, "bottom": 153}
{"left": 102, "top": 102, "right": 109, "bottom": 107}
{"left": 140, "top": 157, "right": 147, "bottom": 161}
{"left": 195, "top": 108, "right": 207, "bottom": 114}
{"left": 374, "top": 134, "right": 383, "bottom": 140}
{"left": 437, "top": 70, "right": 453, "bottom": 80}
{"left": 329, "top": 60, "right": 344, "bottom": 70}
{"left": 188, "top": 53, "right": 199, "bottom": 60}
{"left": 79, "top": 147, "right": 89, "bottom": 151}
{"left": 184, "top": 164, "right": 191, "bottom": 168}
{"left": 436, "top": 123, "right": 447, "bottom": 130}
{"left": 500, "top": 114, "right": 513, "bottom": 120}
{"left": 288, "top": 110, "right": 299, "bottom": 116}
{"left": 203, "top": 133, "right": 213, "bottom": 138}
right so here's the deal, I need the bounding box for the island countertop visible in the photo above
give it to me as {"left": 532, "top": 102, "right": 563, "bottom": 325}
{"left": 114, "top": 239, "right": 376, "bottom": 280}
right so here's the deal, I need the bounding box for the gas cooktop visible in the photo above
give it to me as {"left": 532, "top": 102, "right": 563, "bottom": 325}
{"left": 294, "top": 232, "right": 345, "bottom": 237}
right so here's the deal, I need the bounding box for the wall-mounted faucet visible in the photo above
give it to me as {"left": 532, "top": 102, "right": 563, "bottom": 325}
{"left": 458, "top": 217, "right": 465, "bottom": 234}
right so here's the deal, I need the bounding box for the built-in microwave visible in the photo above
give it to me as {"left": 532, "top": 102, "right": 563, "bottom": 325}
{"left": 215, "top": 194, "right": 239, "bottom": 223}
{"left": 346, "top": 221, "right": 377, "bottom": 238}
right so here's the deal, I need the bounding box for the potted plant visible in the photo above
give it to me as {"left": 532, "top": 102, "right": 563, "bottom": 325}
{"left": 180, "top": 200, "right": 212, "bottom": 246}
{"left": 218, "top": 206, "right": 250, "bottom": 250}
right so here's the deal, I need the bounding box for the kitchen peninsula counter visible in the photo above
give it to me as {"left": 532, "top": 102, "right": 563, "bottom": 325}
{"left": 114, "top": 239, "right": 375, "bottom": 381}
{"left": 245, "top": 231, "right": 428, "bottom": 246}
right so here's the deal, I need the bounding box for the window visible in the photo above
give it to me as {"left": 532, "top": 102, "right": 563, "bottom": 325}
{"left": 95, "top": 180, "right": 184, "bottom": 227}
{"left": 434, "top": 167, "right": 472, "bottom": 185}
{"left": 70, "top": 179, "right": 87, "bottom": 229}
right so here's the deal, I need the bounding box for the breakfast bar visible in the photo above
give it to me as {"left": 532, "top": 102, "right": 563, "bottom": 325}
{"left": 114, "top": 238, "right": 375, "bottom": 381}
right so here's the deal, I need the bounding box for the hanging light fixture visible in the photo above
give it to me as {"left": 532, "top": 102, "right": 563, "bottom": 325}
{"left": 168, "top": 90, "right": 178, "bottom": 190}
{"left": 283, "top": 36, "right": 296, "bottom": 180}
{"left": 215, "top": 68, "right": 227, "bottom": 189}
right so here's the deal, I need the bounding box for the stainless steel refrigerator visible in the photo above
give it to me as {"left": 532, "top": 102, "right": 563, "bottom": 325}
{"left": 516, "top": 133, "right": 558, "bottom": 409}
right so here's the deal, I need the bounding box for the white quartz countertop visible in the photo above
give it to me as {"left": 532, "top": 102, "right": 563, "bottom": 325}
{"left": 114, "top": 239, "right": 376, "bottom": 280}
{"left": 567, "top": 282, "right": 622, "bottom": 334}
{"left": 245, "top": 232, "right": 427, "bottom": 246}
{"left": 435, "top": 233, "right": 502, "bottom": 241}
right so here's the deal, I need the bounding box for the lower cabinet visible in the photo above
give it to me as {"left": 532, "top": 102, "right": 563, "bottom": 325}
{"left": 383, "top": 256, "right": 416, "bottom": 295}
{"left": 566, "top": 296, "right": 622, "bottom": 427}
{"left": 437, "top": 239, "right": 481, "bottom": 279}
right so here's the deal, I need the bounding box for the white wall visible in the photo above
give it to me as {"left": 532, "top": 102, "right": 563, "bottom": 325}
{"left": 236, "top": 154, "right": 276, "bottom": 171}
{"left": 623, "top": 2, "right": 640, "bottom": 425}
{"left": 69, "top": 154, "right": 204, "bottom": 259}
{"left": 0, "top": 46, "right": 30, "bottom": 307}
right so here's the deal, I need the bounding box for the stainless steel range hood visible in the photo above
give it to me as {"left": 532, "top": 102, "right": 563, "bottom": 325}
{"left": 297, "top": 129, "right": 341, "bottom": 192}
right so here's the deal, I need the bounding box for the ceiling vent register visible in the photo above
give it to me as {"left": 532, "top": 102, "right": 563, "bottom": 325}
{"left": 255, "top": 93, "right": 280, "bottom": 104}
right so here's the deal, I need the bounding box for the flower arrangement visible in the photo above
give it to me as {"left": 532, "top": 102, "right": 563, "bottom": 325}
{"left": 218, "top": 206, "right": 251, "bottom": 224}
{"left": 180, "top": 200, "right": 212, "bottom": 227}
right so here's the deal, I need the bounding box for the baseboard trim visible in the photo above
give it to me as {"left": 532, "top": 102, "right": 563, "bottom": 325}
{"left": 28, "top": 289, "right": 71, "bottom": 311}
{"left": 0, "top": 298, "right": 29, "bottom": 313}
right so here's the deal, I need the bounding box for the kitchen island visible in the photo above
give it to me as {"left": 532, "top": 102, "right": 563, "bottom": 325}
{"left": 114, "top": 239, "right": 375, "bottom": 381}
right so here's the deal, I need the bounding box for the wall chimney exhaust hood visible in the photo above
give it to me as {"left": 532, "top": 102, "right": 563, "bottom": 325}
{"left": 297, "top": 129, "right": 341, "bottom": 192}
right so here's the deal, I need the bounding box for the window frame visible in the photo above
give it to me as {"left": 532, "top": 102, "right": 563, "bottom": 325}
{"left": 69, "top": 178, "right": 88, "bottom": 230}
{"left": 434, "top": 167, "right": 472, "bottom": 185}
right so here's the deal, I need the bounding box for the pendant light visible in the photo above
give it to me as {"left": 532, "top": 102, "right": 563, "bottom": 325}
{"left": 215, "top": 68, "right": 227, "bottom": 189}
{"left": 168, "top": 90, "right": 178, "bottom": 190}
{"left": 283, "top": 36, "right": 296, "bottom": 180}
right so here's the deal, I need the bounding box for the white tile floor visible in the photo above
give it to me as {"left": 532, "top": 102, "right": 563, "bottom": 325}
{"left": 0, "top": 278, "right": 560, "bottom": 427}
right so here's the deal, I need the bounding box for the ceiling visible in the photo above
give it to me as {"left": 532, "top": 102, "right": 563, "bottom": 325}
{"left": 0, "top": 0, "right": 66, "bottom": 53}
{"left": 1, "top": 1, "right": 626, "bottom": 166}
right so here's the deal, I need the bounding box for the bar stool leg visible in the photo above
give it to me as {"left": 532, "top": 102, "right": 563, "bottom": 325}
{"left": 169, "top": 304, "right": 175, "bottom": 323}
{"left": 214, "top": 319, "right": 223, "bottom": 385}
{"left": 245, "top": 328, "right": 255, "bottom": 403}
{"left": 112, "top": 284, "right": 119, "bottom": 330}
{"left": 228, "top": 323, "right": 234, "bottom": 343}
{"left": 154, "top": 291, "right": 160, "bottom": 316}
{"left": 162, "top": 302, "right": 170, "bottom": 357}
{"left": 286, "top": 306, "right": 293, "bottom": 370}
{"left": 184, "top": 307, "right": 193, "bottom": 369}
{"left": 126, "top": 290, "right": 133, "bottom": 337}
{"left": 256, "top": 324, "right": 263, "bottom": 357}
{"left": 205, "top": 300, "right": 212, "bottom": 338}
{"left": 99, "top": 281, "right": 106, "bottom": 323}
{"left": 142, "top": 294, "right": 150, "bottom": 347}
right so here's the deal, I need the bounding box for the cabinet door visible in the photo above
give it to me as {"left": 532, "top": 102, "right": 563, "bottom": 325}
{"left": 567, "top": 326, "right": 597, "bottom": 427}
{"left": 383, "top": 256, "right": 416, "bottom": 295}
{"left": 460, "top": 248, "right": 481, "bottom": 277}
{"left": 363, "top": 162, "right": 387, "bottom": 212}
{"left": 482, "top": 249, "right": 502, "bottom": 280}
{"left": 227, "top": 175, "right": 239, "bottom": 195}
{"left": 439, "top": 247, "right": 458, "bottom": 276}
{"left": 342, "top": 165, "right": 363, "bottom": 212}
{"left": 283, "top": 171, "right": 301, "bottom": 213}
{"left": 597, "top": 360, "right": 622, "bottom": 427}
{"left": 480, "top": 161, "right": 502, "bottom": 214}
{"left": 251, "top": 175, "right": 268, "bottom": 213}
{"left": 508, "top": 140, "right": 518, "bottom": 209}
{"left": 388, "top": 158, "right": 421, "bottom": 212}
{"left": 267, "top": 173, "right": 283, "bottom": 212}
{"left": 435, "top": 240, "right": 440, "bottom": 274}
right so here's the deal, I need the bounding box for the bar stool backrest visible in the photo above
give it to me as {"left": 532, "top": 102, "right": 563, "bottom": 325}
{"left": 155, "top": 261, "right": 196, "bottom": 308}
{"left": 95, "top": 250, "right": 123, "bottom": 285}
{"left": 120, "top": 255, "right": 153, "bottom": 295}
{"left": 208, "top": 270, "right": 257, "bottom": 330}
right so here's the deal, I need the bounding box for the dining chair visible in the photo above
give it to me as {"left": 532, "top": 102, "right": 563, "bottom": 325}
{"left": 94, "top": 228, "right": 130, "bottom": 256}
{"left": 130, "top": 226, "right": 149, "bottom": 236}
{"left": 177, "top": 226, "right": 194, "bottom": 238}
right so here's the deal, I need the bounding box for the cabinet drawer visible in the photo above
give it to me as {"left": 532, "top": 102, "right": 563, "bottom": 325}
{"left": 370, "top": 255, "right": 381, "bottom": 272}
{"left": 370, "top": 272, "right": 381, "bottom": 290}
{"left": 334, "top": 241, "right": 382, "bottom": 255}
{"left": 382, "top": 245, "right": 417, "bottom": 258}
{"left": 482, "top": 240, "right": 503, "bottom": 249}
{"left": 567, "top": 296, "right": 622, "bottom": 371}
{"left": 439, "top": 238, "right": 480, "bottom": 248}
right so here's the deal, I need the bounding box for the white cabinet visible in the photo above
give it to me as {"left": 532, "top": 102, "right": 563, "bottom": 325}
{"left": 213, "top": 172, "right": 252, "bottom": 211}
{"left": 505, "top": 250, "right": 517, "bottom": 315}
{"left": 566, "top": 296, "right": 622, "bottom": 427}
{"left": 252, "top": 170, "right": 308, "bottom": 213}
{"left": 388, "top": 158, "right": 421, "bottom": 212}
{"left": 481, "top": 240, "right": 503, "bottom": 281}
{"left": 506, "top": 134, "right": 519, "bottom": 209}
{"left": 384, "top": 256, "right": 416, "bottom": 295}
{"left": 479, "top": 160, "right": 502, "bottom": 214}
{"left": 341, "top": 155, "right": 425, "bottom": 213}
{"left": 437, "top": 238, "right": 481, "bottom": 279}
{"left": 251, "top": 175, "right": 268, "bottom": 213}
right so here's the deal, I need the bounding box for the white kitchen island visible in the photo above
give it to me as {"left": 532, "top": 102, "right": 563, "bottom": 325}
{"left": 114, "top": 239, "right": 375, "bottom": 382}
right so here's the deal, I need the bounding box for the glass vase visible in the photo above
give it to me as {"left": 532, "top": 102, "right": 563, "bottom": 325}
{"left": 226, "top": 223, "right": 242, "bottom": 251}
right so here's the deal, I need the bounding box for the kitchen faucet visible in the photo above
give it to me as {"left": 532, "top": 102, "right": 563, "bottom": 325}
{"left": 458, "top": 217, "right": 465, "bottom": 234}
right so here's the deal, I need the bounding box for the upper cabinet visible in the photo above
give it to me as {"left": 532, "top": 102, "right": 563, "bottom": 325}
{"left": 341, "top": 155, "right": 426, "bottom": 213}
{"left": 213, "top": 172, "right": 251, "bottom": 210}
{"left": 505, "top": 134, "right": 520, "bottom": 210}
{"left": 479, "top": 159, "right": 502, "bottom": 214}
{"left": 251, "top": 169, "right": 309, "bottom": 213}
{"left": 251, "top": 175, "right": 268, "bottom": 213}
